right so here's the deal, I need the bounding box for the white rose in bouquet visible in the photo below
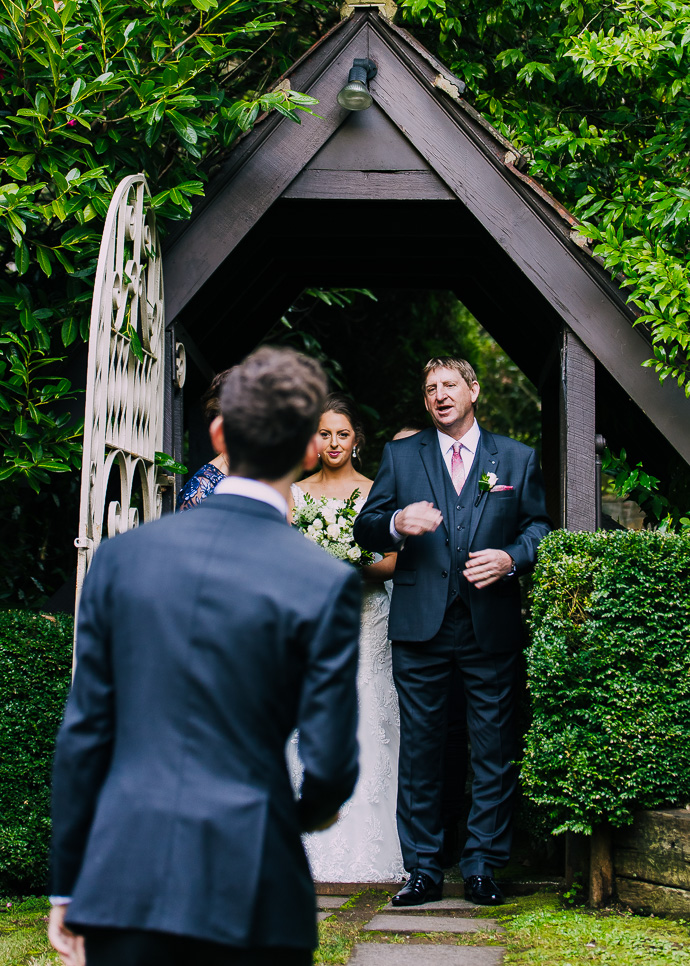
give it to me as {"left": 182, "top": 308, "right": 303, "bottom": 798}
{"left": 292, "top": 490, "right": 375, "bottom": 567}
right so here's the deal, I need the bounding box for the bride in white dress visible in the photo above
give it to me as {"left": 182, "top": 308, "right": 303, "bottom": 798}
{"left": 288, "top": 393, "right": 406, "bottom": 883}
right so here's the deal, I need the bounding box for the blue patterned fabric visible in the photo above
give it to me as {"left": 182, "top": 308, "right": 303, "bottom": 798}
{"left": 176, "top": 463, "right": 226, "bottom": 512}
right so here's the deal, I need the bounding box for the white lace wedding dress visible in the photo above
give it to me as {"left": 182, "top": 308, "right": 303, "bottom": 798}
{"left": 288, "top": 486, "right": 405, "bottom": 882}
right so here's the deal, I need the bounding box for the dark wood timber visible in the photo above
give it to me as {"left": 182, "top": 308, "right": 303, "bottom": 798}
{"left": 161, "top": 6, "right": 690, "bottom": 502}
{"left": 365, "top": 26, "right": 690, "bottom": 463}
{"left": 163, "top": 18, "right": 370, "bottom": 321}
{"left": 282, "top": 169, "right": 455, "bottom": 200}
{"left": 589, "top": 821, "right": 614, "bottom": 908}
{"left": 283, "top": 102, "right": 457, "bottom": 200}
{"left": 616, "top": 879, "right": 690, "bottom": 917}
{"left": 614, "top": 809, "right": 690, "bottom": 892}
{"left": 615, "top": 809, "right": 690, "bottom": 915}
{"left": 559, "top": 329, "right": 597, "bottom": 531}
{"left": 304, "top": 101, "right": 430, "bottom": 171}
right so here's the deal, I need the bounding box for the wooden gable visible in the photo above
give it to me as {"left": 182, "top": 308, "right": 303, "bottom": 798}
{"left": 162, "top": 7, "right": 689, "bottom": 526}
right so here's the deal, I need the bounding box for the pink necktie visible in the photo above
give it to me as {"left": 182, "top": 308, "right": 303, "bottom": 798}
{"left": 451, "top": 443, "right": 465, "bottom": 494}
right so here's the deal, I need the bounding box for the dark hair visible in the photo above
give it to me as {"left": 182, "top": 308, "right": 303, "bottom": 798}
{"left": 220, "top": 347, "right": 327, "bottom": 480}
{"left": 321, "top": 392, "right": 366, "bottom": 458}
{"left": 200, "top": 368, "right": 234, "bottom": 423}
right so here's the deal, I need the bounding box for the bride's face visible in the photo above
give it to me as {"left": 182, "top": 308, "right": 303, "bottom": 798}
{"left": 318, "top": 411, "right": 356, "bottom": 470}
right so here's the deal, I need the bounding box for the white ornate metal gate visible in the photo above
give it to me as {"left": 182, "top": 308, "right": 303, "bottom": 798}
{"left": 75, "top": 174, "right": 169, "bottom": 606}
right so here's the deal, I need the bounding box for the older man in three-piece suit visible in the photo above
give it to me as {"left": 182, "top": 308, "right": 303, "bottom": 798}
{"left": 354, "top": 356, "right": 551, "bottom": 907}
{"left": 49, "top": 347, "right": 361, "bottom": 966}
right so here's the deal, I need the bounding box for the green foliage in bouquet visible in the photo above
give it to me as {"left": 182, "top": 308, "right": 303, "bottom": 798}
{"left": 522, "top": 529, "right": 690, "bottom": 835}
{"left": 292, "top": 489, "right": 375, "bottom": 566}
{"left": 0, "top": 610, "right": 73, "bottom": 892}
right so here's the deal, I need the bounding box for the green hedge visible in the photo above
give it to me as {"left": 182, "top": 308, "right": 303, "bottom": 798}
{"left": 0, "top": 611, "right": 72, "bottom": 892}
{"left": 522, "top": 529, "right": 690, "bottom": 835}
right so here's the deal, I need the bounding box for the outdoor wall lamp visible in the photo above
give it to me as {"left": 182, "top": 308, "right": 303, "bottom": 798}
{"left": 337, "top": 58, "right": 378, "bottom": 110}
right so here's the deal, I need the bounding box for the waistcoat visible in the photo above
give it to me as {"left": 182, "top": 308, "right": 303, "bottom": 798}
{"left": 440, "top": 443, "right": 482, "bottom": 608}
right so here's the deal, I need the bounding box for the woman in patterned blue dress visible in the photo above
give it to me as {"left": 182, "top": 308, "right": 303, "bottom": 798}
{"left": 176, "top": 369, "right": 231, "bottom": 511}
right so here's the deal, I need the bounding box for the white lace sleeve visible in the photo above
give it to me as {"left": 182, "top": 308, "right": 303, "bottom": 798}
{"left": 290, "top": 483, "right": 306, "bottom": 511}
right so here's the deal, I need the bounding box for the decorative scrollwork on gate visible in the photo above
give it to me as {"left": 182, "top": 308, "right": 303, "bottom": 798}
{"left": 75, "top": 174, "right": 167, "bottom": 605}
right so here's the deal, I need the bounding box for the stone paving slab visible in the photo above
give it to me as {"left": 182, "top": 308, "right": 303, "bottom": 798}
{"left": 317, "top": 895, "right": 350, "bottom": 909}
{"left": 381, "top": 898, "right": 476, "bottom": 911}
{"left": 364, "top": 914, "right": 503, "bottom": 934}
{"left": 348, "top": 944, "right": 505, "bottom": 964}
{"left": 317, "top": 911, "right": 332, "bottom": 922}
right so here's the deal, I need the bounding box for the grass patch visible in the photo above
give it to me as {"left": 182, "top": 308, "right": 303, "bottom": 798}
{"left": 315, "top": 918, "right": 362, "bottom": 963}
{"left": 4, "top": 890, "right": 688, "bottom": 966}
{"left": 0, "top": 898, "right": 59, "bottom": 966}
{"left": 501, "top": 894, "right": 690, "bottom": 965}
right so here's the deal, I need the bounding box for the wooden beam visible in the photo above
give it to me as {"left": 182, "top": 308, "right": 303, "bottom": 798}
{"left": 163, "top": 20, "right": 370, "bottom": 323}
{"left": 282, "top": 169, "right": 455, "bottom": 199}
{"left": 560, "top": 329, "right": 597, "bottom": 531}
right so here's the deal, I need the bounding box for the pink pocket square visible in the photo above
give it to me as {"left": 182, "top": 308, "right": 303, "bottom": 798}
{"left": 491, "top": 485, "right": 514, "bottom": 492}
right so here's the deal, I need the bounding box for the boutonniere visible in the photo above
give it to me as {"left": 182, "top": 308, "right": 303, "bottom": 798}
{"left": 475, "top": 471, "right": 499, "bottom": 506}
{"left": 479, "top": 472, "right": 498, "bottom": 492}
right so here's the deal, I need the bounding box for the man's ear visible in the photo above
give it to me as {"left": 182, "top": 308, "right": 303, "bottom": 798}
{"left": 303, "top": 433, "right": 320, "bottom": 472}
{"left": 209, "top": 415, "right": 226, "bottom": 456}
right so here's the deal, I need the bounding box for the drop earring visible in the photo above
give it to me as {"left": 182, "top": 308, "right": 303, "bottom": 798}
{"left": 353, "top": 446, "right": 358, "bottom": 459}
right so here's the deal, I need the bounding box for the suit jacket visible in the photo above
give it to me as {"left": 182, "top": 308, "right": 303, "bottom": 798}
{"left": 50, "top": 494, "right": 361, "bottom": 951}
{"left": 353, "top": 426, "right": 551, "bottom": 650}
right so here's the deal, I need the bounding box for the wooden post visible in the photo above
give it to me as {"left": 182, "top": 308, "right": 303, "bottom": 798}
{"left": 590, "top": 821, "right": 614, "bottom": 907}
{"left": 559, "top": 328, "right": 597, "bottom": 531}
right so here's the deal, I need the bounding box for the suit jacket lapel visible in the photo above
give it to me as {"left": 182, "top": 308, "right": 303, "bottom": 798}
{"left": 418, "top": 429, "right": 449, "bottom": 538}
{"left": 468, "top": 428, "right": 500, "bottom": 547}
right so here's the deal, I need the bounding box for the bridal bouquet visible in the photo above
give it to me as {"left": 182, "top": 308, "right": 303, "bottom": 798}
{"left": 293, "top": 489, "right": 375, "bottom": 566}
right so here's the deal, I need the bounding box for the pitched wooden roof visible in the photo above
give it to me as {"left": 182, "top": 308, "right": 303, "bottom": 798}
{"left": 163, "top": 7, "right": 690, "bottom": 465}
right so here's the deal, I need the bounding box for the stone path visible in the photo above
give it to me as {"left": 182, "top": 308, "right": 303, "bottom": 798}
{"left": 316, "top": 888, "right": 506, "bottom": 964}
{"left": 364, "top": 914, "right": 503, "bottom": 934}
{"left": 349, "top": 948, "right": 504, "bottom": 965}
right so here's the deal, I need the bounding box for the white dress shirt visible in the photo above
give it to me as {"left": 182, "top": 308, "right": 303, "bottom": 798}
{"left": 214, "top": 475, "right": 289, "bottom": 519}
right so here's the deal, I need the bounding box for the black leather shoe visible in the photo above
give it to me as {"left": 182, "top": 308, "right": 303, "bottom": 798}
{"left": 463, "top": 874, "right": 504, "bottom": 906}
{"left": 392, "top": 870, "right": 443, "bottom": 906}
{"left": 438, "top": 822, "right": 461, "bottom": 869}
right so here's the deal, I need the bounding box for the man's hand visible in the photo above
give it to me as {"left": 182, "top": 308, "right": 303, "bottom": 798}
{"left": 463, "top": 549, "right": 513, "bottom": 589}
{"left": 48, "top": 905, "right": 85, "bottom": 966}
{"left": 395, "top": 502, "right": 443, "bottom": 537}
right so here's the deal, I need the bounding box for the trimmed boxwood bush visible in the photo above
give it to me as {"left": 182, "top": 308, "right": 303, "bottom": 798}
{"left": 522, "top": 529, "right": 690, "bottom": 835}
{"left": 0, "top": 611, "right": 72, "bottom": 892}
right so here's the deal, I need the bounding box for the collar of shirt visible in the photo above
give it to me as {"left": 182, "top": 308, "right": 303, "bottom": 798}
{"left": 437, "top": 419, "right": 480, "bottom": 474}
{"left": 213, "top": 476, "right": 289, "bottom": 519}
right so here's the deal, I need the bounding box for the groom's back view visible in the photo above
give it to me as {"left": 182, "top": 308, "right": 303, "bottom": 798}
{"left": 49, "top": 347, "right": 361, "bottom": 966}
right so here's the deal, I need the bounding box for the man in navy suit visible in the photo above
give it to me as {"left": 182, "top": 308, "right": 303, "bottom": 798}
{"left": 354, "top": 357, "right": 551, "bottom": 906}
{"left": 49, "top": 347, "right": 361, "bottom": 966}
